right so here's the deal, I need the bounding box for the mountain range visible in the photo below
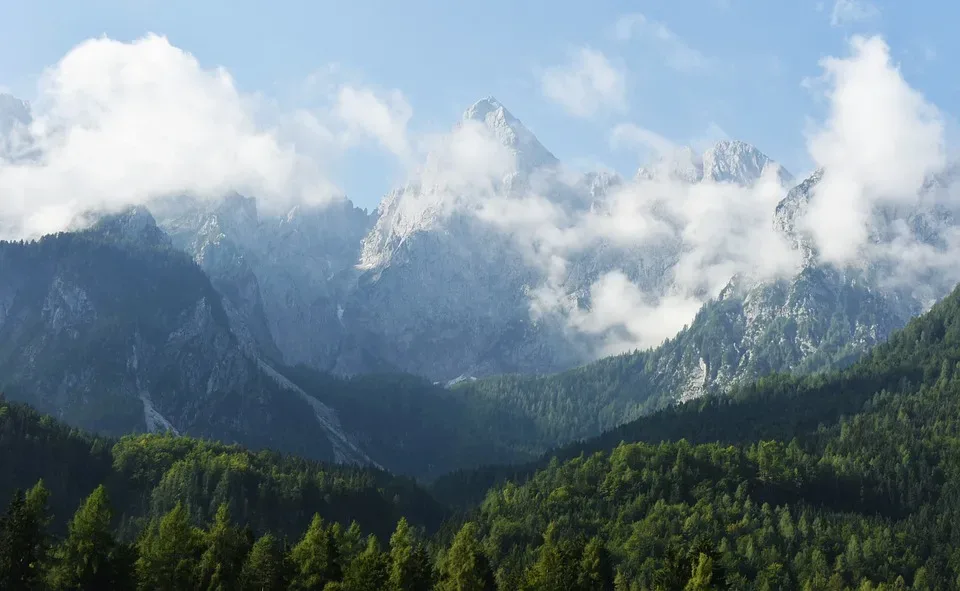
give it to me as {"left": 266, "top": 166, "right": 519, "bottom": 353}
{"left": 0, "top": 92, "right": 957, "bottom": 480}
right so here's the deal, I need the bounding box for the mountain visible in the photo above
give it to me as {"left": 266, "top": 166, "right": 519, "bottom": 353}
{"left": 437, "top": 164, "right": 950, "bottom": 459}
{"left": 5, "top": 94, "right": 957, "bottom": 485}
{"left": 145, "top": 98, "right": 812, "bottom": 383}
{"left": 0, "top": 212, "right": 374, "bottom": 465}
{"left": 637, "top": 140, "right": 793, "bottom": 186}
{"left": 155, "top": 194, "right": 374, "bottom": 370}
{"left": 335, "top": 97, "right": 587, "bottom": 380}
{"left": 0, "top": 207, "right": 542, "bottom": 480}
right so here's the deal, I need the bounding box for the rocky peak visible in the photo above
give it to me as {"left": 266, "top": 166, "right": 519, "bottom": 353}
{"left": 636, "top": 140, "right": 791, "bottom": 186}
{"left": 88, "top": 206, "right": 172, "bottom": 248}
{"left": 703, "top": 140, "right": 792, "bottom": 185}
{"left": 461, "top": 96, "right": 558, "bottom": 172}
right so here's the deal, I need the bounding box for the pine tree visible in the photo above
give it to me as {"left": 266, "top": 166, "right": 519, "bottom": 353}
{"left": 240, "top": 534, "right": 288, "bottom": 591}
{"left": 578, "top": 537, "right": 614, "bottom": 591}
{"left": 683, "top": 552, "right": 714, "bottom": 591}
{"left": 47, "top": 485, "right": 128, "bottom": 590}
{"left": 290, "top": 514, "right": 342, "bottom": 590}
{"left": 134, "top": 502, "right": 203, "bottom": 591}
{"left": 521, "top": 523, "right": 582, "bottom": 591}
{"left": 198, "top": 504, "right": 249, "bottom": 591}
{"left": 341, "top": 535, "right": 389, "bottom": 591}
{"left": 0, "top": 481, "right": 51, "bottom": 591}
{"left": 337, "top": 521, "right": 364, "bottom": 564}
{"left": 436, "top": 522, "right": 495, "bottom": 591}
{"left": 388, "top": 517, "right": 433, "bottom": 591}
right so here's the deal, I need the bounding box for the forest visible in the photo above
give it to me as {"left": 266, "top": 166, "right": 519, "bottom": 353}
{"left": 6, "top": 277, "right": 960, "bottom": 588}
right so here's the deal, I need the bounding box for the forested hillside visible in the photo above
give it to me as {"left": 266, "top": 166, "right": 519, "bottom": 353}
{"left": 423, "top": 281, "right": 960, "bottom": 589}
{"left": 6, "top": 282, "right": 960, "bottom": 587}
{"left": 0, "top": 396, "right": 445, "bottom": 541}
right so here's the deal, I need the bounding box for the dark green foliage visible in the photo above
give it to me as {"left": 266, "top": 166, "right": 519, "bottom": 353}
{"left": 290, "top": 515, "right": 342, "bottom": 590}
{"left": 0, "top": 481, "right": 50, "bottom": 590}
{"left": 0, "top": 397, "right": 446, "bottom": 543}
{"left": 197, "top": 504, "right": 250, "bottom": 591}
{"left": 46, "top": 485, "right": 131, "bottom": 590}
{"left": 341, "top": 536, "right": 389, "bottom": 591}
{"left": 388, "top": 517, "right": 434, "bottom": 591}
{"left": 134, "top": 503, "right": 204, "bottom": 590}
{"left": 436, "top": 522, "right": 495, "bottom": 591}
{"left": 279, "top": 367, "right": 533, "bottom": 480}
{"left": 239, "top": 534, "right": 288, "bottom": 591}
{"left": 423, "top": 281, "right": 960, "bottom": 589}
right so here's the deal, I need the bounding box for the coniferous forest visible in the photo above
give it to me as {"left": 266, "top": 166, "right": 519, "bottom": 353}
{"left": 8, "top": 278, "right": 960, "bottom": 588}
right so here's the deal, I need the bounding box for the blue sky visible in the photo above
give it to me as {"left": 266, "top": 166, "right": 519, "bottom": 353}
{"left": 0, "top": 0, "right": 956, "bottom": 210}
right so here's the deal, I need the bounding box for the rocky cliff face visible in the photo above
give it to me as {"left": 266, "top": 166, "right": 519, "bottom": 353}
{"left": 648, "top": 166, "right": 953, "bottom": 404}
{"left": 155, "top": 195, "right": 373, "bottom": 371}
{"left": 0, "top": 212, "right": 372, "bottom": 465}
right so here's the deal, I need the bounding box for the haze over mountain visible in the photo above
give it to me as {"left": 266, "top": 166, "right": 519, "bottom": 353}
{"left": 0, "top": 23, "right": 958, "bottom": 483}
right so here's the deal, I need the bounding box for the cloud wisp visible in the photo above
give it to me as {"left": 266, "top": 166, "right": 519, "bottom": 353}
{"left": 540, "top": 48, "right": 626, "bottom": 118}
{"left": 614, "top": 13, "right": 712, "bottom": 74}
{"left": 830, "top": 0, "right": 881, "bottom": 27}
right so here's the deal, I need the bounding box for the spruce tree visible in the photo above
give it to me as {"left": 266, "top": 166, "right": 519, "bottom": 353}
{"left": 0, "top": 481, "right": 51, "bottom": 591}
{"left": 197, "top": 504, "right": 249, "bottom": 591}
{"left": 341, "top": 535, "right": 388, "bottom": 591}
{"left": 388, "top": 517, "right": 433, "bottom": 591}
{"left": 240, "top": 534, "right": 289, "bottom": 591}
{"left": 47, "top": 485, "right": 126, "bottom": 590}
{"left": 290, "top": 514, "right": 343, "bottom": 590}
{"left": 436, "top": 522, "right": 495, "bottom": 591}
{"left": 578, "top": 537, "right": 614, "bottom": 591}
{"left": 134, "top": 502, "right": 203, "bottom": 591}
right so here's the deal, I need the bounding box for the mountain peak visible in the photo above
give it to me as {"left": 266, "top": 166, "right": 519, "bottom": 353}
{"left": 637, "top": 140, "right": 792, "bottom": 186}
{"left": 88, "top": 206, "right": 172, "bottom": 248}
{"left": 703, "top": 140, "right": 792, "bottom": 185}
{"left": 462, "top": 96, "right": 506, "bottom": 122}
{"left": 459, "top": 96, "right": 558, "bottom": 171}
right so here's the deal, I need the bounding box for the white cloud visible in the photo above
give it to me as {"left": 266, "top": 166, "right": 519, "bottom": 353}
{"left": 335, "top": 86, "right": 412, "bottom": 160}
{"left": 802, "top": 35, "right": 946, "bottom": 263}
{"left": 609, "top": 123, "right": 675, "bottom": 157}
{"left": 830, "top": 0, "right": 880, "bottom": 26}
{"left": 467, "top": 147, "right": 801, "bottom": 353}
{"left": 568, "top": 271, "right": 705, "bottom": 354}
{"left": 614, "top": 13, "right": 710, "bottom": 73}
{"left": 0, "top": 34, "right": 415, "bottom": 238}
{"left": 541, "top": 48, "right": 626, "bottom": 118}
